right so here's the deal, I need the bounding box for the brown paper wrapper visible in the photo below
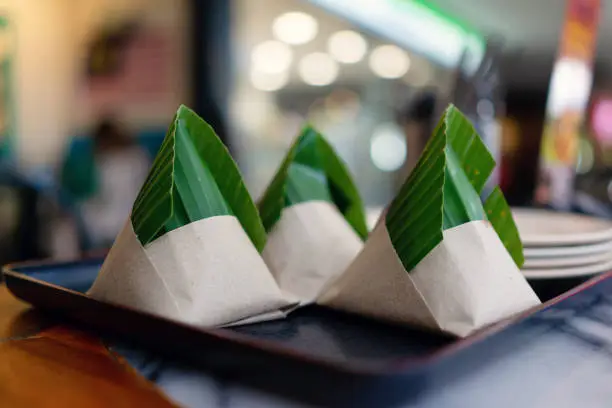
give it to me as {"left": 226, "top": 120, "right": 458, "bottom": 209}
{"left": 262, "top": 201, "right": 363, "bottom": 305}
{"left": 319, "top": 219, "right": 541, "bottom": 337}
{"left": 88, "top": 216, "right": 292, "bottom": 327}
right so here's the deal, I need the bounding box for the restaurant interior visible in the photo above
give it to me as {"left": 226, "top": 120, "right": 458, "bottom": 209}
{"left": 1, "top": 0, "right": 612, "bottom": 407}
{"left": 0, "top": 0, "right": 607, "bottom": 262}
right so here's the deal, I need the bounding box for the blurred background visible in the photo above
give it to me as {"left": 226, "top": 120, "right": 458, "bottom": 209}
{"left": 0, "top": 0, "right": 608, "bottom": 263}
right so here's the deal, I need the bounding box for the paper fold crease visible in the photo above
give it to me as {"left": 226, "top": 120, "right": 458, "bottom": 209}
{"left": 319, "top": 218, "right": 540, "bottom": 337}
{"left": 88, "top": 215, "right": 292, "bottom": 327}
{"left": 263, "top": 201, "right": 363, "bottom": 305}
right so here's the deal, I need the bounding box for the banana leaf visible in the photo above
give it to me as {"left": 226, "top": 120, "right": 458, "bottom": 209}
{"left": 484, "top": 187, "right": 524, "bottom": 267}
{"left": 131, "top": 105, "right": 267, "bottom": 252}
{"left": 386, "top": 104, "right": 523, "bottom": 272}
{"left": 258, "top": 126, "right": 368, "bottom": 240}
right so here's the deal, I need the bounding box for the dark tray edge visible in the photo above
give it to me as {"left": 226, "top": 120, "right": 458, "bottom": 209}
{"left": 3, "top": 259, "right": 612, "bottom": 376}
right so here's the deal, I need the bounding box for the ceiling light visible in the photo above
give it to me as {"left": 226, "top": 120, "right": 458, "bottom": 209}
{"left": 273, "top": 12, "right": 318, "bottom": 45}
{"left": 370, "top": 123, "right": 407, "bottom": 172}
{"left": 250, "top": 70, "right": 289, "bottom": 92}
{"left": 327, "top": 30, "right": 367, "bottom": 64}
{"left": 369, "top": 45, "right": 410, "bottom": 79}
{"left": 298, "top": 52, "right": 339, "bottom": 86}
{"left": 251, "top": 40, "right": 293, "bottom": 74}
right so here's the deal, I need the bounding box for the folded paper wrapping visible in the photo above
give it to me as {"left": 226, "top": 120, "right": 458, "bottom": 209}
{"left": 262, "top": 201, "right": 363, "bottom": 305}
{"left": 87, "top": 216, "right": 293, "bottom": 327}
{"left": 318, "top": 219, "right": 541, "bottom": 337}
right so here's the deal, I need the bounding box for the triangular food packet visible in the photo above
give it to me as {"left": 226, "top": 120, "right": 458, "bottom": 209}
{"left": 88, "top": 105, "right": 291, "bottom": 327}
{"left": 259, "top": 126, "right": 368, "bottom": 304}
{"left": 319, "top": 105, "right": 540, "bottom": 337}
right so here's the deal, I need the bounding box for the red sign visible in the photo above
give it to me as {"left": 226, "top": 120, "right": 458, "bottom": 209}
{"left": 536, "top": 0, "right": 601, "bottom": 209}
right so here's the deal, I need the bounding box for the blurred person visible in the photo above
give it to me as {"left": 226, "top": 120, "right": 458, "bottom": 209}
{"left": 63, "top": 116, "right": 150, "bottom": 249}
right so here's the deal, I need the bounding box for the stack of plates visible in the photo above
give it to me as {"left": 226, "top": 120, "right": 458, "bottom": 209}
{"left": 513, "top": 208, "right": 612, "bottom": 279}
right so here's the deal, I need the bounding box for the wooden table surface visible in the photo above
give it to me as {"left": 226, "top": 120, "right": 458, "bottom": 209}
{"left": 0, "top": 285, "right": 177, "bottom": 407}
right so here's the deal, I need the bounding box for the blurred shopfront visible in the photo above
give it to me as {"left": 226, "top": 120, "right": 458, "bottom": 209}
{"left": 0, "top": 0, "right": 494, "bottom": 259}
{"left": 228, "top": 0, "right": 482, "bottom": 208}
{"left": 9, "top": 0, "right": 607, "bottom": 261}
{"left": 0, "top": 0, "right": 486, "bottom": 197}
{"left": 0, "top": 0, "right": 195, "bottom": 262}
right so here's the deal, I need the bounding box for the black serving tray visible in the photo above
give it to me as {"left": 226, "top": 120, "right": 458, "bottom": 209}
{"left": 4, "top": 258, "right": 612, "bottom": 407}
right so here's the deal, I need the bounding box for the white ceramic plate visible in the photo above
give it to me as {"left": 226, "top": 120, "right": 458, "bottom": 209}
{"left": 513, "top": 208, "right": 612, "bottom": 246}
{"left": 523, "top": 239, "right": 612, "bottom": 258}
{"left": 523, "top": 250, "right": 612, "bottom": 268}
{"left": 522, "top": 258, "right": 612, "bottom": 279}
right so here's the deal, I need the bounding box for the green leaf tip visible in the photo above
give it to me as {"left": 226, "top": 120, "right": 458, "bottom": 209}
{"left": 443, "top": 104, "right": 496, "bottom": 194}
{"left": 484, "top": 187, "right": 524, "bottom": 267}
{"left": 131, "top": 105, "right": 267, "bottom": 252}
{"left": 258, "top": 126, "right": 368, "bottom": 240}
{"left": 386, "top": 104, "right": 523, "bottom": 272}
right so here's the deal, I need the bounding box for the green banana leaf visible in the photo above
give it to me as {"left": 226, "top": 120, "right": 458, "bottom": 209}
{"left": 445, "top": 110, "right": 496, "bottom": 194}
{"left": 386, "top": 104, "right": 523, "bottom": 272}
{"left": 442, "top": 145, "right": 487, "bottom": 229}
{"left": 258, "top": 126, "right": 368, "bottom": 240}
{"left": 484, "top": 187, "right": 524, "bottom": 267}
{"left": 131, "top": 105, "right": 267, "bottom": 252}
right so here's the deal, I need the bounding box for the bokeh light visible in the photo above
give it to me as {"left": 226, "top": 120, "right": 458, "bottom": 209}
{"left": 370, "top": 123, "right": 407, "bottom": 171}
{"left": 272, "top": 12, "right": 318, "bottom": 45}
{"left": 327, "top": 30, "right": 367, "bottom": 64}
{"left": 369, "top": 45, "right": 410, "bottom": 79}
{"left": 251, "top": 40, "right": 293, "bottom": 74}
{"left": 298, "top": 52, "right": 339, "bottom": 86}
{"left": 250, "top": 69, "right": 289, "bottom": 92}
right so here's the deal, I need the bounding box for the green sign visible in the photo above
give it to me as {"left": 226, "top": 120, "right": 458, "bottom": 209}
{"left": 308, "top": 0, "right": 485, "bottom": 70}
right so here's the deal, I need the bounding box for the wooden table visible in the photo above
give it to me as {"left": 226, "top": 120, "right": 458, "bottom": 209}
{"left": 0, "top": 285, "right": 176, "bottom": 407}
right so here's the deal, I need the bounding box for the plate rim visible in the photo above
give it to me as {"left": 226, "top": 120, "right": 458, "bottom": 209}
{"left": 522, "top": 259, "right": 612, "bottom": 279}
{"left": 523, "top": 239, "right": 612, "bottom": 258}
{"left": 513, "top": 208, "right": 612, "bottom": 246}
{"left": 523, "top": 251, "right": 612, "bottom": 268}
